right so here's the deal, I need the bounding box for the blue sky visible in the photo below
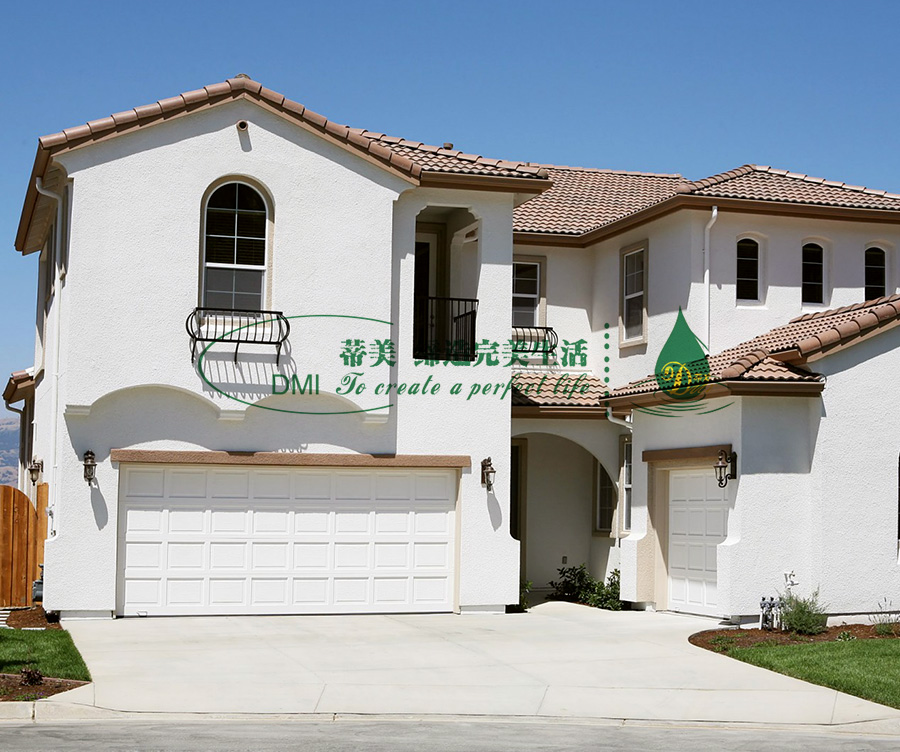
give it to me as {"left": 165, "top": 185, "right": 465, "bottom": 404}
{"left": 1, "top": 1, "right": 899, "bottom": 388}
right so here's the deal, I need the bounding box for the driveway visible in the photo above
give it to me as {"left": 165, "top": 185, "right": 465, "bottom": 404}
{"left": 50, "top": 602, "right": 900, "bottom": 724}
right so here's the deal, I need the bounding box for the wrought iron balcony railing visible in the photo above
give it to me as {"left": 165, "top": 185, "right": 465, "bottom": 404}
{"left": 186, "top": 307, "right": 291, "bottom": 364}
{"left": 413, "top": 296, "right": 479, "bottom": 362}
{"left": 511, "top": 326, "right": 559, "bottom": 357}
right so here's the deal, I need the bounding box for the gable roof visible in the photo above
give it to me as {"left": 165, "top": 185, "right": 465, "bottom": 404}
{"left": 609, "top": 294, "right": 900, "bottom": 404}
{"left": 513, "top": 164, "right": 900, "bottom": 244}
{"left": 16, "top": 76, "right": 551, "bottom": 252}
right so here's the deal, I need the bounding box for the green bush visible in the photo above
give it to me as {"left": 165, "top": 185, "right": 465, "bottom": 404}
{"left": 780, "top": 588, "right": 828, "bottom": 635}
{"left": 548, "top": 565, "right": 622, "bottom": 611}
{"left": 870, "top": 597, "right": 900, "bottom": 636}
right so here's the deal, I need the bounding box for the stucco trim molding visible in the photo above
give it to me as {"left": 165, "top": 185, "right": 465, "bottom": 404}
{"left": 641, "top": 444, "right": 732, "bottom": 463}
{"left": 110, "top": 449, "right": 471, "bottom": 469}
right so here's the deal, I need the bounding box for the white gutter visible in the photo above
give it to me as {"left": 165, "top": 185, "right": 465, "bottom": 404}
{"left": 605, "top": 407, "right": 632, "bottom": 432}
{"left": 34, "top": 177, "right": 64, "bottom": 538}
{"left": 703, "top": 206, "right": 719, "bottom": 351}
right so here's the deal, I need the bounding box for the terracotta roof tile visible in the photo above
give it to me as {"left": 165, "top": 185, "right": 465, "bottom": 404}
{"left": 513, "top": 166, "right": 685, "bottom": 235}
{"left": 610, "top": 294, "right": 900, "bottom": 400}
{"left": 511, "top": 371, "right": 610, "bottom": 407}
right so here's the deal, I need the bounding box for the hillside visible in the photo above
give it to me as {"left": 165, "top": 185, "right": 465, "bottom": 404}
{"left": 0, "top": 416, "right": 19, "bottom": 486}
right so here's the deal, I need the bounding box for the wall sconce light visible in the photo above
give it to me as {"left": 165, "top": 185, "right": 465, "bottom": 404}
{"left": 714, "top": 449, "right": 737, "bottom": 488}
{"left": 481, "top": 457, "right": 496, "bottom": 492}
{"left": 27, "top": 459, "right": 43, "bottom": 486}
{"left": 83, "top": 451, "right": 97, "bottom": 485}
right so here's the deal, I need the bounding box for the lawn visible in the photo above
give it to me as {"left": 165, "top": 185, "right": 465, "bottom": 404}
{"left": 0, "top": 629, "right": 91, "bottom": 681}
{"left": 729, "top": 639, "right": 900, "bottom": 709}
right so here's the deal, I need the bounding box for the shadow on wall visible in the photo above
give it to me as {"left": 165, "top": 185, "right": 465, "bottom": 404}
{"left": 740, "top": 396, "right": 819, "bottom": 475}
{"left": 64, "top": 384, "right": 401, "bottom": 463}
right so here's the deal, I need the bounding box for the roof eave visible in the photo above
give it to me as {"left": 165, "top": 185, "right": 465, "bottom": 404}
{"left": 419, "top": 172, "right": 551, "bottom": 195}
{"left": 605, "top": 378, "right": 824, "bottom": 410}
{"left": 511, "top": 405, "right": 611, "bottom": 419}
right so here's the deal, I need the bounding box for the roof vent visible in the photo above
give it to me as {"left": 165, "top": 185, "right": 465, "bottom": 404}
{"left": 442, "top": 142, "right": 454, "bottom": 150}
{"left": 234, "top": 73, "right": 251, "bottom": 79}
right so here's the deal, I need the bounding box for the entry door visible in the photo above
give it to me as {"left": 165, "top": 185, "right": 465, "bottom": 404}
{"left": 668, "top": 469, "right": 728, "bottom": 616}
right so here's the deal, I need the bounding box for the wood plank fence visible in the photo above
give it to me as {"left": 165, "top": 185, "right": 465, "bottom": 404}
{"left": 0, "top": 484, "right": 48, "bottom": 607}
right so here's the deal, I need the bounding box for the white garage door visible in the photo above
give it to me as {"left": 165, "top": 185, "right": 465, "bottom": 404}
{"left": 668, "top": 468, "right": 728, "bottom": 617}
{"left": 117, "top": 465, "right": 457, "bottom": 616}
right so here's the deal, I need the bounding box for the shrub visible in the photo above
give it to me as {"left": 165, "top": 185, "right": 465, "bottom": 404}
{"left": 780, "top": 588, "right": 828, "bottom": 635}
{"left": 589, "top": 569, "right": 622, "bottom": 611}
{"left": 836, "top": 630, "right": 856, "bottom": 642}
{"left": 20, "top": 667, "right": 43, "bottom": 686}
{"left": 519, "top": 580, "right": 533, "bottom": 610}
{"left": 549, "top": 565, "right": 622, "bottom": 611}
{"left": 870, "top": 598, "right": 900, "bottom": 636}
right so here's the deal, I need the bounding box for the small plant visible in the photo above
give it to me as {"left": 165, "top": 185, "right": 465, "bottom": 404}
{"left": 549, "top": 564, "right": 595, "bottom": 602}
{"left": 780, "top": 588, "right": 828, "bottom": 636}
{"left": 836, "top": 630, "right": 856, "bottom": 642}
{"left": 709, "top": 634, "right": 737, "bottom": 653}
{"left": 519, "top": 580, "right": 533, "bottom": 610}
{"left": 589, "top": 569, "right": 622, "bottom": 611}
{"left": 870, "top": 598, "right": 900, "bottom": 636}
{"left": 548, "top": 565, "right": 623, "bottom": 611}
{"left": 19, "top": 667, "right": 43, "bottom": 686}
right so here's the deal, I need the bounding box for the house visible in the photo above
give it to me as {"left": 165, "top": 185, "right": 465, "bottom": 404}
{"left": 5, "top": 75, "right": 900, "bottom": 621}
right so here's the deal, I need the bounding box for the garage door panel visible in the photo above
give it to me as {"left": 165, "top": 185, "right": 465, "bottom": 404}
{"left": 668, "top": 469, "right": 728, "bottom": 617}
{"left": 125, "top": 469, "right": 165, "bottom": 497}
{"left": 119, "top": 466, "right": 457, "bottom": 616}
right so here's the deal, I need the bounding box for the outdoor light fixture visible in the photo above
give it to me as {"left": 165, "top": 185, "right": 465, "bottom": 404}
{"left": 714, "top": 449, "right": 737, "bottom": 488}
{"left": 27, "top": 459, "right": 43, "bottom": 486}
{"left": 481, "top": 457, "right": 496, "bottom": 492}
{"left": 83, "top": 451, "right": 97, "bottom": 485}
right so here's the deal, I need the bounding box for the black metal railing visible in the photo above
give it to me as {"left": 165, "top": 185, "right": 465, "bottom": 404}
{"left": 186, "top": 307, "right": 291, "bottom": 364}
{"left": 413, "top": 296, "right": 478, "bottom": 362}
{"left": 511, "top": 326, "right": 559, "bottom": 357}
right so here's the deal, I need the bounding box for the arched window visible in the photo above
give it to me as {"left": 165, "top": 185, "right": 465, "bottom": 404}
{"left": 203, "top": 182, "right": 267, "bottom": 311}
{"left": 736, "top": 238, "right": 760, "bottom": 302}
{"left": 802, "top": 243, "right": 825, "bottom": 305}
{"left": 865, "top": 247, "right": 887, "bottom": 301}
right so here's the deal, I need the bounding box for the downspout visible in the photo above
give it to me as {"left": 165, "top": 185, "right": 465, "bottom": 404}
{"left": 34, "top": 177, "right": 64, "bottom": 538}
{"left": 703, "top": 206, "right": 719, "bottom": 352}
{"left": 3, "top": 399, "right": 24, "bottom": 493}
{"left": 605, "top": 407, "right": 632, "bottom": 432}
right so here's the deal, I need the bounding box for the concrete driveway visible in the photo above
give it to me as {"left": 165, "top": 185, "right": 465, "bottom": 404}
{"left": 50, "top": 602, "right": 900, "bottom": 725}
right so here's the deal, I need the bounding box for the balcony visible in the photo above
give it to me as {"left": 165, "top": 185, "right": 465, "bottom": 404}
{"left": 413, "top": 296, "right": 478, "bottom": 362}
{"left": 511, "top": 326, "right": 559, "bottom": 359}
{"left": 186, "top": 307, "right": 291, "bottom": 364}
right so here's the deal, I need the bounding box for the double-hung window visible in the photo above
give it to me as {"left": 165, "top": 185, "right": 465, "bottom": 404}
{"left": 513, "top": 261, "right": 540, "bottom": 327}
{"left": 203, "top": 183, "right": 267, "bottom": 311}
{"left": 802, "top": 243, "right": 825, "bottom": 305}
{"left": 595, "top": 462, "right": 617, "bottom": 533}
{"left": 622, "top": 247, "right": 646, "bottom": 342}
{"left": 621, "top": 438, "right": 632, "bottom": 532}
{"left": 865, "top": 247, "right": 887, "bottom": 301}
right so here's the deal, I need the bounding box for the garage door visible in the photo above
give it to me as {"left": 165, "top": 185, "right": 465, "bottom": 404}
{"left": 117, "top": 465, "right": 457, "bottom": 616}
{"left": 668, "top": 468, "right": 728, "bottom": 617}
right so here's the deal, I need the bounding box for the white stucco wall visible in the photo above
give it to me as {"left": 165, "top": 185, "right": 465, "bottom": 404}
{"left": 37, "top": 99, "right": 520, "bottom": 615}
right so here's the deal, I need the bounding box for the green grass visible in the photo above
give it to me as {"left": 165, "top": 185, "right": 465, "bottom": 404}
{"left": 729, "top": 639, "right": 900, "bottom": 709}
{"left": 0, "top": 630, "right": 91, "bottom": 681}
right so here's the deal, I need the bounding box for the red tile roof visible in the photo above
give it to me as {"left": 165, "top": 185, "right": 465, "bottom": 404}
{"left": 511, "top": 371, "right": 610, "bottom": 407}
{"left": 513, "top": 166, "right": 685, "bottom": 235}
{"left": 610, "top": 294, "right": 900, "bottom": 401}
{"left": 513, "top": 164, "right": 900, "bottom": 238}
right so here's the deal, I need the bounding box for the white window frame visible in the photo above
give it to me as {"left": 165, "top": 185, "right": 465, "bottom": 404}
{"left": 594, "top": 460, "right": 617, "bottom": 535}
{"left": 801, "top": 239, "right": 830, "bottom": 308}
{"left": 864, "top": 244, "right": 889, "bottom": 301}
{"left": 735, "top": 234, "right": 767, "bottom": 306}
{"left": 201, "top": 180, "right": 269, "bottom": 312}
{"left": 620, "top": 243, "right": 648, "bottom": 346}
{"left": 620, "top": 437, "right": 633, "bottom": 533}
{"left": 512, "top": 258, "right": 545, "bottom": 328}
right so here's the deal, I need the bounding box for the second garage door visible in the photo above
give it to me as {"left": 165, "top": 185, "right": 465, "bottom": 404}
{"left": 117, "top": 465, "right": 457, "bottom": 616}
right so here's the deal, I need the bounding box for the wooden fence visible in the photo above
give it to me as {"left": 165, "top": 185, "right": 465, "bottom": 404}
{"left": 0, "top": 484, "right": 48, "bottom": 607}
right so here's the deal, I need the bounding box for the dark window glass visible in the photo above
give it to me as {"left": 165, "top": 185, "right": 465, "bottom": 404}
{"left": 623, "top": 250, "right": 644, "bottom": 339}
{"left": 865, "top": 248, "right": 887, "bottom": 301}
{"left": 596, "top": 463, "right": 616, "bottom": 532}
{"left": 802, "top": 244, "right": 824, "bottom": 304}
{"left": 204, "top": 183, "right": 267, "bottom": 309}
{"left": 736, "top": 239, "right": 759, "bottom": 301}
